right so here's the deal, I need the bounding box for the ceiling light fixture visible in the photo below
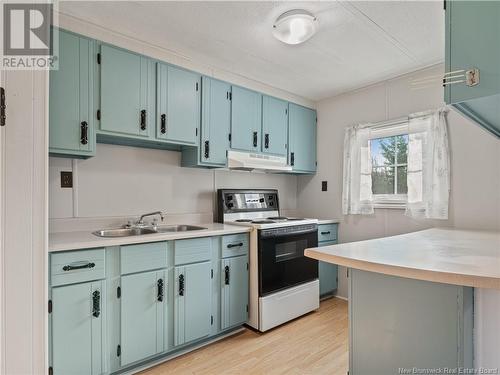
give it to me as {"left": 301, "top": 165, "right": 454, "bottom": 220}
{"left": 272, "top": 9, "right": 318, "bottom": 45}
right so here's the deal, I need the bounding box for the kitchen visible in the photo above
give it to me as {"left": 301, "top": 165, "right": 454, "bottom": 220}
{"left": 1, "top": 1, "right": 499, "bottom": 375}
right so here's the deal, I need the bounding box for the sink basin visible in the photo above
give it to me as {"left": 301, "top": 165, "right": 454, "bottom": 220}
{"left": 93, "top": 227, "right": 157, "bottom": 237}
{"left": 92, "top": 225, "right": 207, "bottom": 237}
{"left": 154, "top": 225, "right": 207, "bottom": 233}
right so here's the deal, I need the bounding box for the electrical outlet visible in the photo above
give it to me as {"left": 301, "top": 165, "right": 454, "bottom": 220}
{"left": 322, "top": 181, "right": 328, "bottom": 191}
{"left": 60, "top": 171, "right": 73, "bottom": 188}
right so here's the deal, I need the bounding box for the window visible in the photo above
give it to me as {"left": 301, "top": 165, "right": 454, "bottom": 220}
{"left": 370, "top": 133, "right": 409, "bottom": 207}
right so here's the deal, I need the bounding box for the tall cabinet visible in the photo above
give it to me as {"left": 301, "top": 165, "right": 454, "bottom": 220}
{"left": 288, "top": 103, "right": 317, "bottom": 173}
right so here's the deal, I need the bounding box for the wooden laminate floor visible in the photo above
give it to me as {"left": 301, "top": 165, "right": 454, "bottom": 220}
{"left": 141, "top": 297, "right": 348, "bottom": 375}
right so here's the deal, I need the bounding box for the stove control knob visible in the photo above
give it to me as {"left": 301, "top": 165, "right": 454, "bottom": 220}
{"left": 269, "top": 202, "right": 274, "bottom": 206}
{"left": 227, "top": 202, "right": 234, "bottom": 208}
{"left": 259, "top": 198, "right": 265, "bottom": 203}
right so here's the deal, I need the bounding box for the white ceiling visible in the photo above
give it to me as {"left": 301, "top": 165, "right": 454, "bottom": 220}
{"left": 59, "top": 1, "right": 445, "bottom": 101}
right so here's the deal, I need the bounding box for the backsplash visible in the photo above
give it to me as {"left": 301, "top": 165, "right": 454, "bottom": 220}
{"left": 49, "top": 143, "right": 298, "bottom": 231}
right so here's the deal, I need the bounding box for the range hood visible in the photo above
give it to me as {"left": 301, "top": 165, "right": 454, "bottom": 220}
{"left": 227, "top": 150, "right": 292, "bottom": 172}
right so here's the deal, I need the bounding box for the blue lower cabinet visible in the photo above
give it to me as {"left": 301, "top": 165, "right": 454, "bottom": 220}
{"left": 221, "top": 255, "right": 249, "bottom": 329}
{"left": 318, "top": 224, "right": 339, "bottom": 297}
{"left": 174, "top": 261, "right": 212, "bottom": 346}
{"left": 120, "top": 270, "right": 166, "bottom": 367}
{"left": 51, "top": 280, "right": 105, "bottom": 375}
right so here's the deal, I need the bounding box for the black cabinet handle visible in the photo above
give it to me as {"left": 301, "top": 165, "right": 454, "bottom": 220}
{"left": 290, "top": 152, "right": 295, "bottom": 166}
{"left": 62, "top": 262, "right": 95, "bottom": 272}
{"left": 140, "top": 110, "right": 146, "bottom": 131}
{"left": 80, "top": 121, "right": 88, "bottom": 145}
{"left": 157, "top": 278, "right": 164, "bottom": 302}
{"left": 321, "top": 231, "right": 331, "bottom": 235}
{"left": 253, "top": 131, "right": 258, "bottom": 147}
{"left": 178, "top": 274, "right": 184, "bottom": 296}
{"left": 224, "top": 265, "right": 230, "bottom": 285}
{"left": 160, "top": 114, "right": 166, "bottom": 134}
{"left": 264, "top": 133, "right": 269, "bottom": 149}
{"left": 227, "top": 242, "right": 243, "bottom": 248}
{"left": 92, "top": 290, "right": 100, "bottom": 318}
{"left": 204, "top": 140, "right": 210, "bottom": 159}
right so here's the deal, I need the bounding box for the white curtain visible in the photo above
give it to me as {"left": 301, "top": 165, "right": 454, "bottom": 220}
{"left": 342, "top": 124, "right": 374, "bottom": 215}
{"left": 405, "top": 109, "right": 450, "bottom": 219}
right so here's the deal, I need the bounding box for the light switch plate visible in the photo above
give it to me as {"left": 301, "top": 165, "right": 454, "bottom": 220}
{"left": 322, "top": 181, "right": 327, "bottom": 191}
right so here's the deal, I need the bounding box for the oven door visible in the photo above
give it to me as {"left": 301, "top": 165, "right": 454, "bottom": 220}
{"left": 258, "top": 225, "right": 318, "bottom": 296}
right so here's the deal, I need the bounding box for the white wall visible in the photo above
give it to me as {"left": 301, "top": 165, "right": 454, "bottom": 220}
{"left": 297, "top": 64, "right": 500, "bottom": 369}
{"left": 297, "top": 64, "right": 500, "bottom": 298}
{"left": 49, "top": 144, "right": 298, "bottom": 225}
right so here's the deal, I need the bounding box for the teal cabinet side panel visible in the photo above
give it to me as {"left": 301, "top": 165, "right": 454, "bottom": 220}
{"left": 289, "top": 103, "right": 317, "bottom": 173}
{"left": 318, "top": 239, "right": 338, "bottom": 296}
{"left": 120, "top": 270, "right": 165, "bottom": 366}
{"left": 349, "top": 269, "right": 472, "bottom": 375}
{"left": 201, "top": 77, "right": 231, "bottom": 165}
{"left": 221, "top": 255, "right": 249, "bottom": 330}
{"left": 49, "top": 30, "right": 95, "bottom": 157}
{"left": 100, "top": 45, "right": 154, "bottom": 138}
{"left": 447, "top": 1, "right": 500, "bottom": 104}
{"left": 262, "top": 96, "right": 288, "bottom": 156}
{"left": 174, "top": 261, "right": 212, "bottom": 346}
{"left": 156, "top": 64, "right": 200, "bottom": 144}
{"left": 51, "top": 280, "right": 105, "bottom": 375}
{"left": 230, "top": 86, "right": 262, "bottom": 152}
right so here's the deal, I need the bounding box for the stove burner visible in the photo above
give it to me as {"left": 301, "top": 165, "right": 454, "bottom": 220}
{"left": 235, "top": 219, "right": 252, "bottom": 222}
{"left": 286, "top": 218, "right": 305, "bottom": 221}
{"left": 252, "top": 220, "right": 276, "bottom": 224}
{"left": 267, "top": 217, "right": 305, "bottom": 221}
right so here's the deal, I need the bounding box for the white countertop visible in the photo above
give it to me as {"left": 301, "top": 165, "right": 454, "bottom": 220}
{"left": 305, "top": 228, "right": 500, "bottom": 289}
{"left": 49, "top": 223, "right": 252, "bottom": 252}
{"left": 317, "top": 219, "right": 341, "bottom": 225}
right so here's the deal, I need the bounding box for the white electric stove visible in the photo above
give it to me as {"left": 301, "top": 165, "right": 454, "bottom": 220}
{"left": 217, "top": 189, "right": 319, "bottom": 332}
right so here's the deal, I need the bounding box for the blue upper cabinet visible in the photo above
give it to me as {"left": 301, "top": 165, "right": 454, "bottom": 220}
{"left": 156, "top": 63, "right": 201, "bottom": 145}
{"left": 200, "top": 77, "right": 231, "bottom": 165}
{"left": 288, "top": 103, "right": 317, "bottom": 173}
{"left": 99, "top": 44, "right": 155, "bottom": 139}
{"left": 230, "top": 86, "right": 262, "bottom": 152}
{"left": 445, "top": 1, "right": 500, "bottom": 137}
{"left": 262, "top": 96, "right": 288, "bottom": 157}
{"left": 49, "top": 30, "right": 95, "bottom": 158}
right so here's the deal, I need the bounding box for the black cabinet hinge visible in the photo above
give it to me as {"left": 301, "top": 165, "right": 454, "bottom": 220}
{"left": 0, "top": 87, "right": 5, "bottom": 127}
{"left": 97, "top": 53, "right": 101, "bottom": 65}
{"left": 211, "top": 315, "right": 214, "bottom": 325}
{"left": 48, "top": 300, "right": 52, "bottom": 314}
{"left": 48, "top": 366, "right": 53, "bottom": 375}
{"left": 285, "top": 108, "right": 288, "bottom": 115}
{"left": 246, "top": 305, "right": 249, "bottom": 313}
{"left": 117, "top": 286, "right": 121, "bottom": 299}
{"left": 96, "top": 109, "right": 101, "bottom": 121}
{"left": 117, "top": 345, "right": 121, "bottom": 357}
{"left": 246, "top": 263, "right": 249, "bottom": 270}
{"left": 443, "top": 0, "right": 446, "bottom": 10}
{"left": 196, "top": 82, "right": 199, "bottom": 91}
{"left": 196, "top": 128, "right": 198, "bottom": 136}
{"left": 211, "top": 269, "right": 214, "bottom": 279}
{"left": 229, "top": 92, "right": 232, "bottom": 101}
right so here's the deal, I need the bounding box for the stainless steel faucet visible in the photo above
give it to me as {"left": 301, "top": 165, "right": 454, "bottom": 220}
{"left": 135, "top": 211, "right": 165, "bottom": 227}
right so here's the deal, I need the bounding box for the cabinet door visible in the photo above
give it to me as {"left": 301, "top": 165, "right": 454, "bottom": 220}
{"left": 49, "top": 30, "right": 94, "bottom": 157}
{"left": 51, "top": 281, "right": 104, "bottom": 375}
{"left": 230, "top": 86, "right": 262, "bottom": 152}
{"left": 100, "top": 45, "right": 154, "bottom": 137}
{"left": 200, "top": 77, "right": 231, "bottom": 165}
{"left": 318, "top": 241, "right": 338, "bottom": 296}
{"left": 174, "top": 262, "right": 212, "bottom": 346}
{"left": 446, "top": 1, "right": 500, "bottom": 104}
{"left": 221, "top": 256, "right": 249, "bottom": 330}
{"left": 288, "top": 103, "right": 317, "bottom": 173}
{"left": 121, "top": 270, "right": 166, "bottom": 366}
{"left": 262, "top": 96, "right": 288, "bottom": 156}
{"left": 156, "top": 64, "right": 200, "bottom": 144}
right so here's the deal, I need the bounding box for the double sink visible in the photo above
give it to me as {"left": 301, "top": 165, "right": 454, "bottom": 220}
{"left": 93, "top": 225, "right": 207, "bottom": 238}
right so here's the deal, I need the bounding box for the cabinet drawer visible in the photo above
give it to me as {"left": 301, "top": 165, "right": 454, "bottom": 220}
{"left": 120, "top": 242, "right": 168, "bottom": 275}
{"left": 50, "top": 248, "right": 105, "bottom": 287}
{"left": 222, "top": 233, "right": 249, "bottom": 258}
{"left": 318, "top": 224, "right": 338, "bottom": 242}
{"left": 174, "top": 237, "right": 212, "bottom": 265}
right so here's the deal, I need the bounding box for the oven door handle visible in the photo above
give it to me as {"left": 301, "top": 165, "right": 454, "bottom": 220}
{"left": 260, "top": 228, "right": 317, "bottom": 239}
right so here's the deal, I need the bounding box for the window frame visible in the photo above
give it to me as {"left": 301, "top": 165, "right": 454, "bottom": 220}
{"left": 369, "top": 122, "right": 410, "bottom": 209}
